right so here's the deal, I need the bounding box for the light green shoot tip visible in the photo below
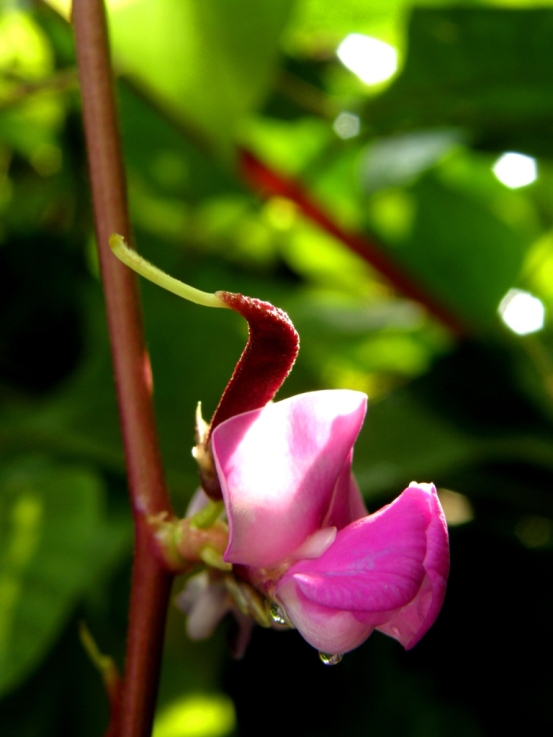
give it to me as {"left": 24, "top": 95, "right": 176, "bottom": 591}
{"left": 109, "top": 234, "right": 228, "bottom": 309}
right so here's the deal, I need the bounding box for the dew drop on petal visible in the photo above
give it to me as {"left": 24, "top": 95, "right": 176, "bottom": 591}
{"left": 269, "top": 603, "right": 287, "bottom": 625}
{"left": 319, "top": 652, "right": 343, "bottom": 666}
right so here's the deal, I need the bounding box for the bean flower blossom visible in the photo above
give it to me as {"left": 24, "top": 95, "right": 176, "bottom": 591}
{"left": 108, "top": 236, "right": 448, "bottom": 656}
{"left": 182, "top": 389, "right": 449, "bottom": 657}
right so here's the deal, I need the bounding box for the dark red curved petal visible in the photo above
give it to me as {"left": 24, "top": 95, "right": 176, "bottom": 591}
{"left": 207, "top": 291, "right": 299, "bottom": 437}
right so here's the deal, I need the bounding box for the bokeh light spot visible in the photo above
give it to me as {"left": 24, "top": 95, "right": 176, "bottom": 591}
{"left": 337, "top": 34, "right": 398, "bottom": 85}
{"left": 515, "top": 515, "right": 552, "bottom": 548}
{"left": 153, "top": 694, "right": 235, "bottom": 737}
{"left": 31, "top": 144, "right": 62, "bottom": 177}
{"left": 333, "top": 112, "right": 360, "bottom": 139}
{"left": 492, "top": 152, "right": 537, "bottom": 188}
{"left": 438, "top": 489, "right": 474, "bottom": 526}
{"left": 498, "top": 289, "right": 545, "bottom": 335}
{"left": 264, "top": 197, "right": 297, "bottom": 231}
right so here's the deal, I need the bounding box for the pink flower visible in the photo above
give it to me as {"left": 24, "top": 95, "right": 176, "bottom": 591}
{"left": 211, "top": 389, "right": 449, "bottom": 655}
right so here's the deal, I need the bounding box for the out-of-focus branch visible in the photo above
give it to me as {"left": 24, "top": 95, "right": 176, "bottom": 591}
{"left": 274, "top": 69, "right": 338, "bottom": 119}
{"left": 238, "top": 149, "right": 467, "bottom": 337}
{"left": 72, "top": 2, "right": 174, "bottom": 736}
{"left": 0, "top": 68, "right": 78, "bottom": 112}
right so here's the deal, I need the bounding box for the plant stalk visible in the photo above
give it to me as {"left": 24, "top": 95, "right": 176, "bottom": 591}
{"left": 72, "top": 2, "right": 174, "bottom": 735}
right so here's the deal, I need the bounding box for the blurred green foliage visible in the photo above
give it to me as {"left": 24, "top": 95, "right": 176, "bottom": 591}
{"left": 1, "top": 0, "right": 553, "bottom": 735}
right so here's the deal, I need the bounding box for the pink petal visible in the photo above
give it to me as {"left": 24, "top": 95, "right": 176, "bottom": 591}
{"left": 322, "top": 450, "right": 368, "bottom": 529}
{"left": 212, "top": 390, "right": 367, "bottom": 567}
{"left": 292, "top": 527, "right": 337, "bottom": 560}
{"left": 276, "top": 580, "right": 375, "bottom": 653}
{"left": 279, "top": 486, "right": 430, "bottom": 613}
{"left": 376, "top": 483, "right": 449, "bottom": 649}
{"left": 275, "top": 483, "right": 449, "bottom": 652}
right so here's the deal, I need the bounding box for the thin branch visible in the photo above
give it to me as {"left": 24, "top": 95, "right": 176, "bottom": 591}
{"left": 0, "top": 68, "right": 78, "bottom": 112}
{"left": 72, "top": 2, "right": 174, "bottom": 736}
{"left": 238, "top": 149, "right": 467, "bottom": 338}
{"left": 275, "top": 69, "right": 338, "bottom": 119}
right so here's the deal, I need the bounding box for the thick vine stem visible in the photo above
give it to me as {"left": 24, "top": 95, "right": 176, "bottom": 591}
{"left": 73, "top": 2, "right": 174, "bottom": 736}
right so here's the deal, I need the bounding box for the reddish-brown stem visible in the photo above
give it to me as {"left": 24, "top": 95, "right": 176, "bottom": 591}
{"left": 73, "top": 2, "right": 174, "bottom": 736}
{"left": 238, "top": 148, "right": 467, "bottom": 338}
{"left": 116, "top": 522, "right": 174, "bottom": 737}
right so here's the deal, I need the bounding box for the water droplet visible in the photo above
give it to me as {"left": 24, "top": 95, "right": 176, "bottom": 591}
{"left": 319, "top": 652, "right": 343, "bottom": 666}
{"left": 269, "top": 603, "right": 287, "bottom": 625}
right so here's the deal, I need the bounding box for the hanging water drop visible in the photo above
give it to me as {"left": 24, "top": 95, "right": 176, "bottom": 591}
{"left": 269, "top": 603, "right": 287, "bottom": 625}
{"left": 319, "top": 652, "right": 343, "bottom": 666}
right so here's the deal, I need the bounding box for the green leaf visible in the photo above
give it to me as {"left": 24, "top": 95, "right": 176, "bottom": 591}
{"left": 366, "top": 7, "right": 553, "bottom": 157}
{"left": 0, "top": 457, "right": 129, "bottom": 696}
{"left": 386, "top": 175, "right": 528, "bottom": 327}
{"left": 109, "top": 0, "right": 295, "bottom": 153}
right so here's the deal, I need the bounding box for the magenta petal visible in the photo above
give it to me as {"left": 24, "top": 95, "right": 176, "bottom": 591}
{"left": 322, "top": 450, "right": 367, "bottom": 529}
{"left": 276, "top": 580, "right": 375, "bottom": 653}
{"left": 275, "top": 484, "right": 449, "bottom": 652}
{"left": 376, "top": 483, "right": 449, "bottom": 649}
{"left": 211, "top": 390, "right": 367, "bottom": 567}
{"left": 279, "top": 486, "right": 431, "bottom": 613}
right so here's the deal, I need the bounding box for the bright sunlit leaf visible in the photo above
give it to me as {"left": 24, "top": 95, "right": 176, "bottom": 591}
{"left": 108, "top": 0, "right": 295, "bottom": 152}
{"left": 337, "top": 34, "right": 398, "bottom": 85}
{"left": 492, "top": 152, "right": 537, "bottom": 189}
{"left": 0, "top": 10, "right": 53, "bottom": 81}
{"left": 498, "top": 288, "right": 545, "bottom": 335}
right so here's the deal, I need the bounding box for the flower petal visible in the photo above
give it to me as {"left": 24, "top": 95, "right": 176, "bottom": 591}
{"left": 292, "top": 526, "right": 337, "bottom": 561}
{"left": 279, "top": 485, "right": 432, "bottom": 613}
{"left": 212, "top": 390, "right": 367, "bottom": 567}
{"left": 276, "top": 580, "right": 375, "bottom": 653}
{"left": 322, "top": 450, "right": 367, "bottom": 529}
{"left": 376, "top": 483, "right": 449, "bottom": 649}
{"left": 176, "top": 572, "right": 230, "bottom": 641}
